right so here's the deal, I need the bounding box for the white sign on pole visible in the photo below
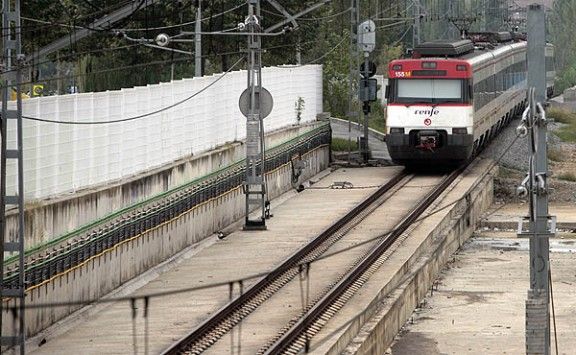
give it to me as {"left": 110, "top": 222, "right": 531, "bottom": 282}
{"left": 358, "top": 20, "right": 376, "bottom": 53}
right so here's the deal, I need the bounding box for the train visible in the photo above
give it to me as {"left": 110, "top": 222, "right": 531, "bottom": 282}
{"left": 384, "top": 32, "right": 555, "bottom": 167}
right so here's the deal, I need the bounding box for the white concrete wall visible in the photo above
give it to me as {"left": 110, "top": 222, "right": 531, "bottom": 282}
{"left": 5, "top": 65, "right": 323, "bottom": 200}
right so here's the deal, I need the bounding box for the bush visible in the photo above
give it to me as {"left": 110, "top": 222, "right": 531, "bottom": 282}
{"left": 555, "top": 127, "right": 576, "bottom": 142}
{"left": 331, "top": 138, "right": 358, "bottom": 152}
{"left": 548, "top": 107, "right": 576, "bottom": 142}
{"left": 557, "top": 171, "right": 576, "bottom": 182}
{"left": 547, "top": 107, "right": 576, "bottom": 124}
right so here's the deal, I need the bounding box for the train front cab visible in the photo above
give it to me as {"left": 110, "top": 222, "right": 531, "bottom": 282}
{"left": 385, "top": 60, "right": 475, "bottom": 166}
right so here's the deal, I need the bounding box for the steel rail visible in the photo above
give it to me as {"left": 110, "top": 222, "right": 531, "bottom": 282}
{"left": 263, "top": 166, "right": 465, "bottom": 354}
{"left": 162, "top": 170, "right": 409, "bottom": 355}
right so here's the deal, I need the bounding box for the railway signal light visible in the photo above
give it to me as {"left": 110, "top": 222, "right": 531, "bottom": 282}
{"left": 360, "top": 61, "right": 377, "bottom": 78}
{"left": 359, "top": 78, "right": 377, "bottom": 102}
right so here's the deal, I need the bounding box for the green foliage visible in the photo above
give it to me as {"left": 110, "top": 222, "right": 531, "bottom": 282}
{"left": 556, "top": 171, "right": 576, "bottom": 182}
{"left": 548, "top": 107, "right": 576, "bottom": 142}
{"left": 551, "top": 0, "right": 576, "bottom": 94}
{"left": 377, "top": 44, "right": 404, "bottom": 77}
{"left": 22, "top": 1, "right": 430, "bottom": 96}
{"left": 555, "top": 127, "right": 576, "bottom": 143}
{"left": 547, "top": 107, "right": 576, "bottom": 124}
{"left": 331, "top": 138, "right": 358, "bottom": 152}
{"left": 368, "top": 100, "right": 386, "bottom": 133}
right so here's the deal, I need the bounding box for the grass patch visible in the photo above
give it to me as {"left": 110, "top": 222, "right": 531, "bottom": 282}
{"left": 555, "top": 128, "right": 576, "bottom": 142}
{"left": 548, "top": 147, "right": 565, "bottom": 162}
{"left": 557, "top": 171, "right": 576, "bottom": 182}
{"left": 331, "top": 137, "right": 358, "bottom": 152}
{"left": 548, "top": 108, "right": 576, "bottom": 142}
{"left": 547, "top": 107, "right": 576, "bottom": 124}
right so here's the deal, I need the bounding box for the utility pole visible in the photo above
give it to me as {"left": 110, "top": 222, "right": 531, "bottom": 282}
{"left": 195, "top": 0, "right": 202, "bottom": 77}
{"left": 242, "top": 0, "right": 268, "bottom": 230}
{"left": 1, "top": 0, "right": 26, "bottom": 353}
{"left": 412, "top": 0, "right": 421, "bottom": 48}
{"left": 486, "top": 0, "right": 500, "bottom": 31}
{"left": 358, "top": 20, "right": 376, "bottom": 163}
{"left": 348, "top": 0, "right": 360, "bottom": 163}
{"left": 516, "top": 4, "right": 553, "bottom": 355}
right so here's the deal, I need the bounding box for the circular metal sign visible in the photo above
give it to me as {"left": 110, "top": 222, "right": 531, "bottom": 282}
{"left": 360, "top": 61, "right": 377, "bottom": 78}
{"left": 239, "top": 87, "right": 274, "bottom": 119}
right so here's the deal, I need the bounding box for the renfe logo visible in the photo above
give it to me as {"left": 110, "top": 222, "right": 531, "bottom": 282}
{"left": 414, "top": 109, "right": 440, "bottom": 116}
{"left": 424, "top": 118, "right": 432, "bottom": 126}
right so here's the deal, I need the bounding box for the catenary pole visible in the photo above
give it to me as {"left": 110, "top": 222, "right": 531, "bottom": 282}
{"left": 518, "top": 3, "right": 552, "bottom": 355}
{"left": 195, "top": 0, "right": 203, "bottom": 77}
{"left": 348, "top": 0, "right": 360, "bottom": 163}
{"left": 1, "top": 0, "right": 26, "bottom": 353}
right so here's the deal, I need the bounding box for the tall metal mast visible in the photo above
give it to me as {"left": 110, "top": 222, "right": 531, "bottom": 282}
{"left": 195, "top": 0, "right": 203, "bottom": 77}
{"left": 347, "top": 0, "right": 360, "bottom": 163}
{"left": 243, "top": 0, "right": 267, "bottom": 230}
{"left": 517, "top": 4, "right": 553, "bottom": 355}
{"left": 1, "top": 0, "right": 26, "bottom": 353}
{"left": 412, "top": 0, "right": 421, "bottom": 48}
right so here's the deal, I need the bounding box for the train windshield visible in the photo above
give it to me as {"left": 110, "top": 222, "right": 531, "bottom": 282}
{"left": 393, "top": 79, "right": 465, "bottom": 104}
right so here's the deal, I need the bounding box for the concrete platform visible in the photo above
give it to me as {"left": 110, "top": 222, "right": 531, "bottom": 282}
{"left": 480, "top": 203, "right": 576, "bottom": 231}
{"left": 391, "top": 234, "right": 576, "bottom": 355}
{"left": 26, "top": 167, "right": 403, "bottom": 355}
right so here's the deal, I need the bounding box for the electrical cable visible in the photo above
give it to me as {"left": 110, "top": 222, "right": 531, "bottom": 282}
{"left": 376, "top": 19, "right": 412, "bottom": 30}
{"left": 118, "top": 1, "right": 247, "bottom": 32}
{"left": 8, "top": 38, "right": 312, "bottom": 83}
{"left": 0, "top": 0, "right": 134, "bottom": 36}
{"left": 275, "top": 36, "right": 347, "bottom": 68}
{"left": 21, "top": 56, "right": 244, "bottom": 125}
{"left": 12, "top": 0, "right": 144, "bottom": 36}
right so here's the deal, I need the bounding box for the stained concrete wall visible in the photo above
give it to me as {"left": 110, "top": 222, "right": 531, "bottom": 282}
{"left": 2, "top": 129, "right": 330, "bottom": 338}
{"left": 339, "top": 161, "right": 498, "bottom": 355}
{"left": 5, "top": 122, "right": 326, "bottom": 250}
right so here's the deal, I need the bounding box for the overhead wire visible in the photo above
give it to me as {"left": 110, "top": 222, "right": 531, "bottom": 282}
{"left": 274, "top": 36, "right": 347, "bottom": 68}
{"left": 118, "top": 1, "right": 247, "bottom": 32}
{"left": 21, "top": 56, "right": 245, "bottom": 125}
{"left": 9, "top": 37, "right": 316, "bottom": 84}
{"left": 2, "top": 0, "right": 142, "bottom": 38}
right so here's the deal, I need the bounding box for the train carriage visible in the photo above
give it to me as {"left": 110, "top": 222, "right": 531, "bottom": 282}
{"left": 385, "top": 33, "right": 555, "bottom": 167}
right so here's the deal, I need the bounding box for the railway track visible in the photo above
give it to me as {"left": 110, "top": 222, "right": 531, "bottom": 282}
{"left": 261, "top": 166, "right": 464, "bottom": 354}
{"left": 164, "top": 164, "right": 465, "bottom": 355}
{"left": 162, "top": 171, "right": 411, "bottom": 354}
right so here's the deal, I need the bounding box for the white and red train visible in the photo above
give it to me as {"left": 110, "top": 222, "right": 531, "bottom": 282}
{"left": 385, "top": 32, "right": 555, "bottom": 166}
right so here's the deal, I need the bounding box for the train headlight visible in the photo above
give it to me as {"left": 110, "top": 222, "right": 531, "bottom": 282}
{"left": 389, "top": 127, "right": 405, "bottom": 134}
{"left": 452, "top": 127, "right": 468, "bottom": 134}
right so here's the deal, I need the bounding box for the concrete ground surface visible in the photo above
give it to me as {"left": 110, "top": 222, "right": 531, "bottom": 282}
{"left": 26, "top": 167, "right": 402, "bottom": 355}
{"left": 391, "top": 203, "right": 576, "bottom": 355}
